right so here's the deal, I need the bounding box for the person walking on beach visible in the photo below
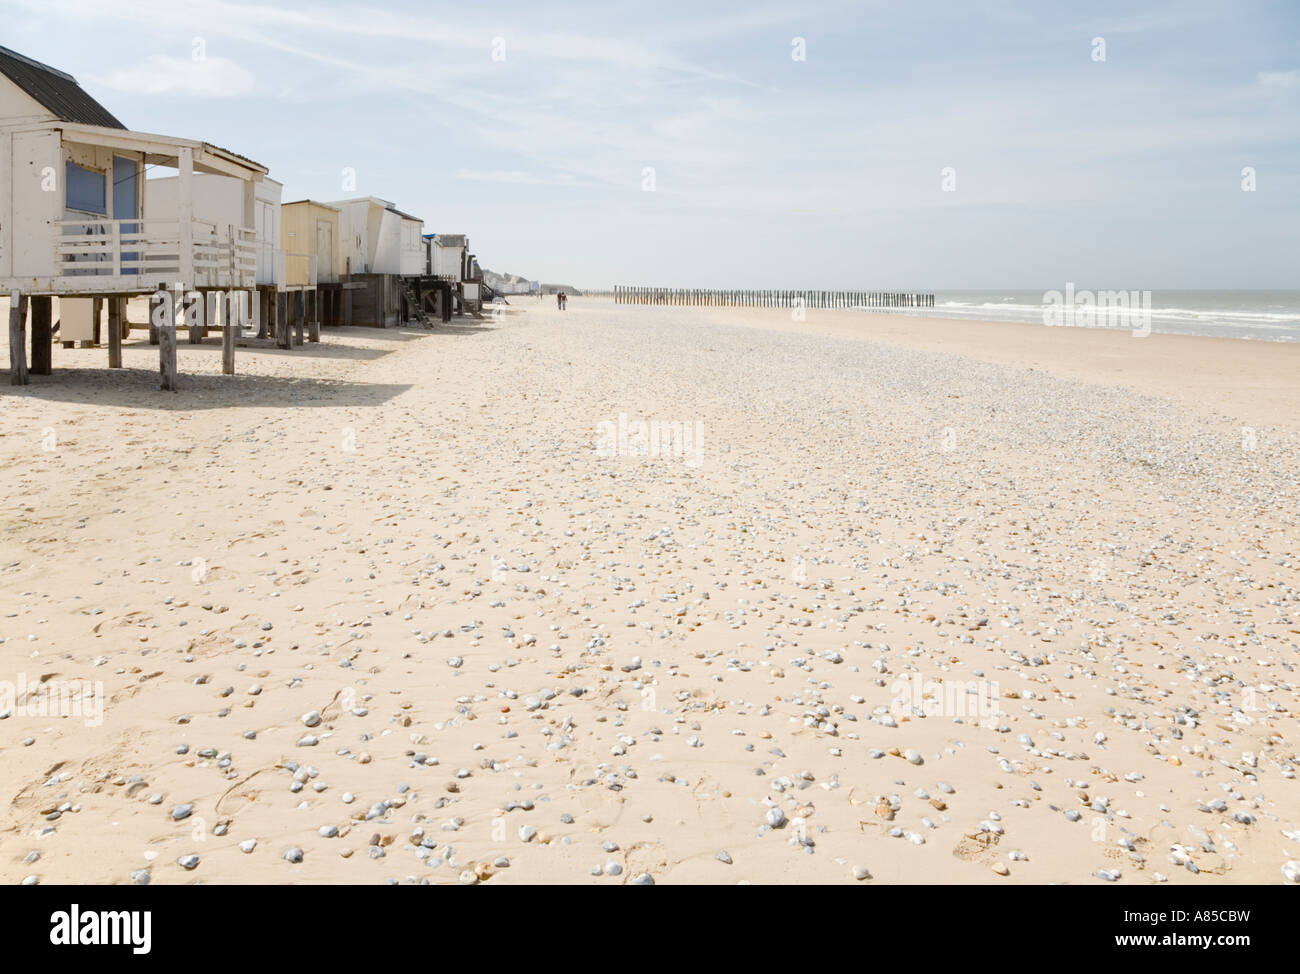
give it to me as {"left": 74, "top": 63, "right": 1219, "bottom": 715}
{"left": 556, "top": 291, "right": 562, "bottom": 310}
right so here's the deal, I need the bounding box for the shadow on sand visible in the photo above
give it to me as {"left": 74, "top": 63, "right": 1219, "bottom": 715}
{"left": 1, "top": 364, "right": 413, "bottom": 410}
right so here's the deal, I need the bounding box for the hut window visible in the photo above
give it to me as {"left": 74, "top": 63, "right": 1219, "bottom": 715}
{"left": 65, "top": 161, "right": 107, "bottom": 214}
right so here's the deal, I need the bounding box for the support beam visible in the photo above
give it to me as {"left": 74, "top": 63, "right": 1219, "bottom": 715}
{"left": 9, "top": 291, "right": 28, "bottom": 385}
{"left": 30, "top": 295, "right": 52, "bottom": 375}
{"left": 108, "top": 297, "right": 122, "bottom": 369}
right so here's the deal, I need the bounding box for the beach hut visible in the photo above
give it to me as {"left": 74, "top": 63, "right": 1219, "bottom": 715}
{"left": 0, "top": 45, "right": 266, "bottom": 385}
{"left": 427, "top": 233, "right": 468, "bottom": 281}
{"left": 424, "top": 233, "right": 483, "bottom": 315}
{"left": 325, "top": 196, "right": 423, "bottom": 327}
{"left": 281, "top": 199, "right": 340, "bottom": 326}
{"left": 142, "top": 172, "right": 284, "bottom": 339}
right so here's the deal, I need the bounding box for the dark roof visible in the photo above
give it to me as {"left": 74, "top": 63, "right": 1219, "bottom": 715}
{"left": 0, "top": 45, "right": 125, "bottom": 129}
{"left": 385, "top": 205, "right": 422, "bottom": 223}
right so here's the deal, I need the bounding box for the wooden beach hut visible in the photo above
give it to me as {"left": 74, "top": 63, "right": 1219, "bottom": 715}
{"left": 325, "top": 196, "right": 423, "bottom": 327}
{"left": 424, "top": 233, "right": 483, "bottom": 315}
{"left": 142, "top": 172, "right": 282, "bottom": 339}
{"left": 0, "top": 45, "right": 266, "bottom": 386}
{"left": 281, "top": 199, "right": 339, "bottom": 326}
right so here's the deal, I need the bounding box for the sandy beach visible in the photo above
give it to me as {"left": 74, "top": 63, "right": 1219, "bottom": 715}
{"left": 2, "top": 297, "right": 1297, "bottom": 886}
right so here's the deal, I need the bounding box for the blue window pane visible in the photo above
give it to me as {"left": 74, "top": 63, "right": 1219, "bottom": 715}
{"left": 66, "top": 161, "right": 106, "bottom": 214}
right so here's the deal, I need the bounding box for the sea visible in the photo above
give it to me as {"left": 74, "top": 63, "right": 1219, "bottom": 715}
{"left": 905, "top": 290, "right": 1300, "bottom": 342}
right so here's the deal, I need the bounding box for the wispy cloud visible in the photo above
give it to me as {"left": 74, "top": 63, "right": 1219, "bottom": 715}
{"left": 1258, "top": 69, "right": 1300, "bottom": 90}
{"left": 93, "top": 55, "right": 255, "bottom": 97}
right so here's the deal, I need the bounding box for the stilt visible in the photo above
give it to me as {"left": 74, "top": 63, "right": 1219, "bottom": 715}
{"left": 187, "top": 290, "right": 203, "bottom": 343}
{"left": 108, "top": 297, "right": 123, "bottom": 369}
{"left": 308, "top": 290, "right": 320, "bottom": 342}
{"left": 255, "top": 289, "right": 269, "bottom": 340}
{"left": 293, "top": 290, "right": 304, "bottom": 345}
{"left": 222, "top": 291, "right": 236, "bottom": 375}
{"left": 158, "top": 315, "right": 177, "bottom": 391}
{"left": 275, "top": 292, "right": 289, "bottom": 349}
{"left": 30, "top": 295, "right": 52, "bottom": 375}
{"left": 9, "top": 290, "right": 28, "bottom": 385}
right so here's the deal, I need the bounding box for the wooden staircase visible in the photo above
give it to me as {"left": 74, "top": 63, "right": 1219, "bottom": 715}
{"left": 402, "top": 281, "right": 434, "bottom": 328}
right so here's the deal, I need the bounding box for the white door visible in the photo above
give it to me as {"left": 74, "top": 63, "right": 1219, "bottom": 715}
{"left": 256, "top": 200, "right": 275, "bottom": 283}
{"left": 316, "top": 220, "right": 333, "bottom": 282}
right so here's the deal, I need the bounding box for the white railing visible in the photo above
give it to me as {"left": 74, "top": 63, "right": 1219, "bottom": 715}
{"left": 54, "top": 218, "right": 257, "bottom": 289}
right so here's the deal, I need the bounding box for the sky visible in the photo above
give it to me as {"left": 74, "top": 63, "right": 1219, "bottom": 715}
{"left": 4, "top": 0, "right": 1297, "bottom": 288}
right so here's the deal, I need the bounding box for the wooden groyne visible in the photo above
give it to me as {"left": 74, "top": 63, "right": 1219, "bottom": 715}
{"left": 613, "top": 287, "right": 934, "bottom": 309}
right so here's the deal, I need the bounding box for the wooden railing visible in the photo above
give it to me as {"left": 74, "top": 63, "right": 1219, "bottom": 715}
{"left": 54, "top": 218, "right": 257, "bottom": 288}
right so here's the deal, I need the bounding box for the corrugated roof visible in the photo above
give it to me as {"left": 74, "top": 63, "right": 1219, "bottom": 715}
{"left": 434, "top": 234, "right": 467, "bottom": 248}
{"left": 0, "top": 45, "right": 125, "bottom": 129}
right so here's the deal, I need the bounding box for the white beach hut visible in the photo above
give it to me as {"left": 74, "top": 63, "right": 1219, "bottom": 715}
{"left": 0, "top": 45, "right": 267, "bottom": 385}
{"left": 325, "top": 196, "right": 424, "bottom": 326}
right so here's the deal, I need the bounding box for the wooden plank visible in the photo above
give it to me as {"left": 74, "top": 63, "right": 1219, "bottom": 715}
{"left": 9, "top": 291, "right": 28, "bottom": 385}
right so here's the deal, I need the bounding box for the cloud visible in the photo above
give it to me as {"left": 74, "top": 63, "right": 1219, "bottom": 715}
{"left": 1258, "top": 69, "right": 1300, "bottom": 90}
{"left": 94, "top": 55, "right": 256, "bottom": 97}
{"left": 456, "top": 169, "right": 591, "bottom": 187}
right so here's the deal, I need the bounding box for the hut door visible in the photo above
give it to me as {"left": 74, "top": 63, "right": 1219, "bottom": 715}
{"left": 316, "top": 220, "right": 332, "bottom": 279}
{"left": 257, "top": 200, "right": 275, "bottom": 282}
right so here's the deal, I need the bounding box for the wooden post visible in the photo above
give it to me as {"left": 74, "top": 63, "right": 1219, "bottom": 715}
{"left": 293, "top": 290, "right": 305, "bottom": 345}
{"left": 222, "top": 291, "right": 236, "bottom": 375}
{"left": 107, "top": 297, "right": 122, "bottom": 369}
{"left": 177, "top": 146, "right": 195, "bottom": 288}
{"left": 158, "top": 296, "right": 177, "bottom": 391}
{"left": 275, "top": 292, "right": 289, "bottom": 349}
{"left": 30, "top": 295, "right": 52, "bottom": 375}
{"left": 9, "top": 291, "right": 28, "bottom": 385}
{"left": 188, "top": 290, "right": 203, "bottom": 343}
{"left": 308, "top": 290, "right": 320, "bottom": 342}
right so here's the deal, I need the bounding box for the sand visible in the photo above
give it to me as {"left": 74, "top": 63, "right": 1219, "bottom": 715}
{"left": 1, "top": 296, "right": 1297, "bottom": 886}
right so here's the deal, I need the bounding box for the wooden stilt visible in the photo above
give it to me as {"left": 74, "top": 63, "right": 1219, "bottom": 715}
{"left": 159, "top": 322, "right": 177, "bottom": 391}
{"left": 275, "top": 292, "right": 289, "bottom": 349}
{"left": 222, "top": 291, "right": 236, "bottom": 375}
{"left": 108, "top": 297, "right": 122, "bottom": 369}
{"left": 30, "top": 295, "right": 52, "bottom": 375}
{"left": 293, "top": 290, "right": 305, "bottom": 345}
{"left": 308, "top": 290, "right": 320, "bottom": 342}
{"left": 9, "top": 291, "right": 29, "bottom": 385}
{"left": 187, "top": 290, "right": 203, "bottom": 343}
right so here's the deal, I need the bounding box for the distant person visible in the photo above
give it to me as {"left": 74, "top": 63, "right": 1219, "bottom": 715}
{"left": 560, "top": 291, "right": 568, "bottom": 310}
{"left": 556, "top": 292, "right": 562, "bottom": 310}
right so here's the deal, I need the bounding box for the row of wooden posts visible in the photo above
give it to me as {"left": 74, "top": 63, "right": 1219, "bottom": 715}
{"left": 613, "top": 287, "right": 935, "bottom": 309}
{"left": 8, "top": 284, "right": 322, "bottom": 390}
